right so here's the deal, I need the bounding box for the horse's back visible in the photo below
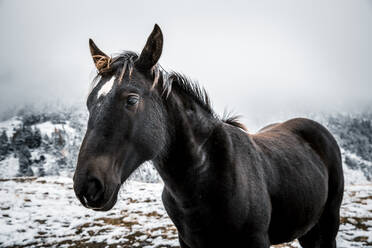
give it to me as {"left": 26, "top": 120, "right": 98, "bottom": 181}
{"left": 256, "top": 117, "right": 342, "bottom": 170}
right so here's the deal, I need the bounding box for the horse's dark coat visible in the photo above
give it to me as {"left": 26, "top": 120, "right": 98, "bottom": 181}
{"left": 73, "top": 25, "right": 344, "bottom": 247}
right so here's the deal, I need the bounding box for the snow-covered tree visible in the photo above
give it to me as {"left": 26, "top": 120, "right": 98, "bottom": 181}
{"left": 0, "top": 130, "right": 9, "bottom": 160}
{"left": 17, "top": 145, "right": 34, "bottom": 177}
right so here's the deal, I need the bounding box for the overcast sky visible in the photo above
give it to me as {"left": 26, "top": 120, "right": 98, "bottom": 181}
{"left": 0, "top": 0, "right": 371, "bottom": 125}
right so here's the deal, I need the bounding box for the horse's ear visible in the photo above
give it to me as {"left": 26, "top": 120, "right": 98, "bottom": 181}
{"left": 136, "top": 24, "right": 163, "bottom": 70}
{"left": 89, "top": 39, "right": 110, "bottom": 71}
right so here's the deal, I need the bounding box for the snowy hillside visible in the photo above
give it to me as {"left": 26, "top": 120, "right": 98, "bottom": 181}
{"left": 0, "top": 107, "right": 159, "bottom": 182}
{"left": 0, "top": 108, "right": 84, "bottom": 179}
{"left": 325, "top": 113, "right": 372, "bottom": 183}
{"left": 0, "top": 107, "right": 371, "bottom": 184}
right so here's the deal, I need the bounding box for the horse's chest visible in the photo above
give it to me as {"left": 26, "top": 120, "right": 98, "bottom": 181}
{"left": 161, "top": 189, "right": 236, "bottom": 244}
{"left": 163, "top": 192, "right": 213, "bottom": 229}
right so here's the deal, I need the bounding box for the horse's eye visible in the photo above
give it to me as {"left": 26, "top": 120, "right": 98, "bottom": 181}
{"left": 126, "top": 94, "right": 139, "bottom": 106}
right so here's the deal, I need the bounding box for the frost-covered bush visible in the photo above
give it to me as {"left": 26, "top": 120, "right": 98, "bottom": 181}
{"left": 328, "top": 115, "right": 372, "bottom": 161}
{"left": 17, "top": 145, "right": 34, "bottom": 176}
{"left": 0, "top": 130, "right": 10, "bottom": 160}
{"left": 12, "top": 125, "right": 42, "bottom": 150}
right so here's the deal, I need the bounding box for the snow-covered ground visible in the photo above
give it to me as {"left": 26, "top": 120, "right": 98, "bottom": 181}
{"left": 0, "top": 177, "right": 178, "bottom": 248}
{"left": 0, "top": 176, "right": 371, "bottom": 248}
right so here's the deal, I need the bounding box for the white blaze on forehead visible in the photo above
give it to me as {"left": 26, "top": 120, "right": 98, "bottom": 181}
{"left": 97, "top": 77, "right": 115, "bottom": 99}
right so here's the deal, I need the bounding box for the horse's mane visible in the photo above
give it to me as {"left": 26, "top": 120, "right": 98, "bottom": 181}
{"left": 163, "top": 72, "right": 247, "bottom": 131}
{"left": 161, "top": 71, "right": 213, "bottom": 115}
{"left": 222, "top": 113, "right": 248, "bottom": 131}
{"left": 91, "top": 51, "right": 246, "bottom": 131}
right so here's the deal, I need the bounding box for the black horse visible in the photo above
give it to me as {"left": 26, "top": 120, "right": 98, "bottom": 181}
{"left": 73, "top": 25, "right": 344, "bottom": 248}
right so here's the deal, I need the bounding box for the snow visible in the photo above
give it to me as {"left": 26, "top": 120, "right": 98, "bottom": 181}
{"left": 0, "top": 118, "right": 81, "bottom": 179}
{"left": 35, "top": 121, "right": 76, "bottom": 138}
{"left": 343, "top": 164, "right": 370, "bottom": 185}
{"left": 0, "top": 156, "right": 18, "bottom": 178}
{"left": 344, "top": 151, "right": 372, "bottom": 167}
{"left": 0, "top": 176, "right": 371, "bottom": 247}
{"left": 0, "top": 177, "right": 178, "bottom": 247}
{"left": 341, "top": 148, "right": 371, "bottom": 185}
{"left": 0, "top": 117, "right": 22, "bottom": 137}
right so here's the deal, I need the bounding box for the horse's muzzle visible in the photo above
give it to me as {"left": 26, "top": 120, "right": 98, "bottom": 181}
{"left": 73, "top": 173, "right": 120, "bottom": 211}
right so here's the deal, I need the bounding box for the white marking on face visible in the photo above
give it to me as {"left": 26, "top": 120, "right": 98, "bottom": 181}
{"left": 97, "top": 77, "right": 115, "bottom": 99}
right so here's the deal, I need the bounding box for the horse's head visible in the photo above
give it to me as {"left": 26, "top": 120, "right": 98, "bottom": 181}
{"left": 73, "top": 25, "right": 167, "bottom": 211}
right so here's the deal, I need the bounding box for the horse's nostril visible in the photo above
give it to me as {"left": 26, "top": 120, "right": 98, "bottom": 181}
{"left": 85, "top": 178, "right": 104, "bottom": 203}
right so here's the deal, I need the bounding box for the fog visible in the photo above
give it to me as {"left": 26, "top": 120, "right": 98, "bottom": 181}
{"left": 0, "top": 0, "right": 371, "bottom": 126}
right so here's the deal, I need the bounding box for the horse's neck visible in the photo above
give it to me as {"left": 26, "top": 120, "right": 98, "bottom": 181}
{"left": 153, "top": 92, "right": 218, "bottom": 198}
